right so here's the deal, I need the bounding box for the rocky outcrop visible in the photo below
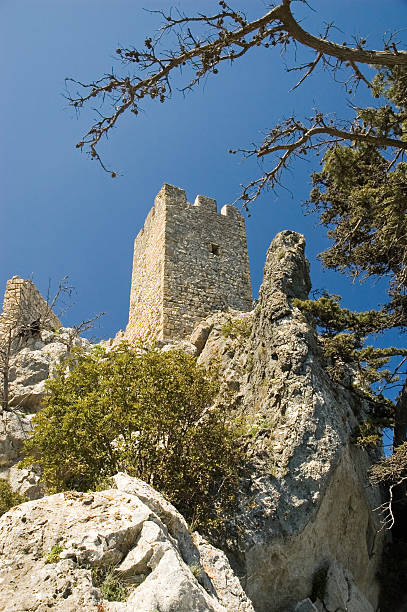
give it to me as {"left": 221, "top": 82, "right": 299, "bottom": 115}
{"left": 6, "top": 328, "right": 91, "bottom": 411}
{"left": 193, "top": 231, "right": 383, "bottom": 612}
{"left": 0, "top": 326, "right": 91, "bottom": 498}
{"left": 0, "top": 473, "right": 255, "bottom": 612}
{"left": 0, "top": 233, "right": 386, "bottom": 611}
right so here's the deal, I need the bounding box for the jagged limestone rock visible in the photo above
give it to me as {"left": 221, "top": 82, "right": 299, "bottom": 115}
{"left": 0, "top": 474, "right": 255, "bottom": 612}
{"left": 113, "top": 473, "right": 254, "bottom": 612}
{"left": 0, "top": 327, "right": 91, "bottom": 498}
{"left": 322, "top": 560, "right": 375, "bottom": 612}
{"left": 190, "top": 319, "right": 214, "bottom": 354}
{"left": 194, "top": 231, "right": 383, "bottom": 612}
{"left": 7, "top": 464, "right": 44, "bottom": 500}
{"left": 7, "top": 328, "right": 91, "bottom": 411}
{"left": 0, "top": 409, "right": 33, "bottom": 468}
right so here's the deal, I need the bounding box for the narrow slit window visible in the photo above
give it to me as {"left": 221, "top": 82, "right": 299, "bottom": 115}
{"left": 210, "top": 243, "right": 220, "bottom": 256}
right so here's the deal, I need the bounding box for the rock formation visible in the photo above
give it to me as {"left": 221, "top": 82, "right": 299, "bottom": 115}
{"left": 0, "top": 231, "right": 386, "bottom": 610}
{"left": 193, "top": 231, "right": 384, "bottom": 611}
{"left": 0, "top": 473, "right": 254, "bottom": 612}
{"left": 0, "top": 326, "right": 91, "bottom": 498}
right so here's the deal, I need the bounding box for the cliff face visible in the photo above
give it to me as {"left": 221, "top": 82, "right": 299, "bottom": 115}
{"left": 194, "top": 231, "right": 384, "bottom": 611}
{"left": 0, "top": 232, "right": 385, "bottom": 611}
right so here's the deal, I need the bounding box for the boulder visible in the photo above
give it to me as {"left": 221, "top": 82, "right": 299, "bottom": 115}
{"left": 7, "top": 328, "right": 91, "bottom": 411}
{"left": 0, "top": 409, "right": 33, "bottom": 467}
{"left": 7, "top": 464, "right": 44, "bottom": 500}
{"left": 190, "top": 320, "right": 214, "bottom": 354}
{"left": 0, "top": 474, "right": 255, "bottom": 612}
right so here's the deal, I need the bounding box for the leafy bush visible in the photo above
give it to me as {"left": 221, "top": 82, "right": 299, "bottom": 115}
{"left": 352, "top": 421, "right": 381, "bottom": 449}
{"left": 188, "top": 563, "right": 203, "bottom": 580}
{"left": 222, "top": 316, "right": 252, "bottom": 340}
{"left": 0, "top": 479, "right": 27, "bottom": 516}
{"left": 22, "top": 344, "right": 242, "bottom": 531}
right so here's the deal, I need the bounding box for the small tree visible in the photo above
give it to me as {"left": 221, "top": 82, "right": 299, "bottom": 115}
{"left": 22, "top": 343, "right": 242, "bottom": 530}
{"left": 0, "top": 480, "right": 27, "bottom": 517}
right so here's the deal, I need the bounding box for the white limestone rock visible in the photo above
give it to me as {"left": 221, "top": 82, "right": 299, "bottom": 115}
{"left": 0, "top": 475, "right": 255, "bottom": 612}
{"left": 7, "top": 463, "right": 44, "bottom": 500}
{"left": 194, "top": 533, "right": 255, "bottom": 612}
{"left": 160, "top": 339, "right": 198, "bottom": 356}
{"left": 0, "top": 409, "right": 33, "bottom": 467}
{"left": 7, "top": 327, "right": 91, "bottom": 411}
{"left": 322, "top": 561, "right": 375, "bottom": 612}
{"left": 196, "top": 231, "right": 384, "bottom": 612}
{"left": 190, "top": 319, "right": 214, "bottom": 354}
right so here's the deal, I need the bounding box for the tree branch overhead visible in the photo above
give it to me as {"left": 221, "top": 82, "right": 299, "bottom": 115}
{"left": 67, "top": 0, "right": 407, "bottom": 181}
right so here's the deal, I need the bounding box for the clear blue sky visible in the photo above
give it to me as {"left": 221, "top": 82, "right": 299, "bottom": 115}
{"left": 1, "top": 0, "right": 406, "bottom": 341}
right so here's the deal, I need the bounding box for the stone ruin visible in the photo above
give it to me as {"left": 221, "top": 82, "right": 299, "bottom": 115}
{"left": 0, "top": 199, "right": 387, "bottom": 611}
{"left": 126, "top": 184, "right": 252, "bottom": 343}
{"left": 1, "top": 185, "right": 252, "bottom": 347}
{"left": 0, "top": 276, "right": 61, "bottom": 339}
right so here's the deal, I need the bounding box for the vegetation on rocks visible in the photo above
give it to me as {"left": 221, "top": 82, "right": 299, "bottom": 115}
{"left": 22, "top": 343, "right": 243, "bottom": 532}
{"left": 92, "top": 566, "right": 129, "bottom": 602}
{"left": 222, "top": 316, "right": 252, "bottom": 340}
{"left": 44, "top": 543, "right": 63, "bottom": 564}
{"left": 64, "top": 0, "right": 407, "bottom": 550}
{"left": 0, "top": 479, "right": 27, "bottom": 517}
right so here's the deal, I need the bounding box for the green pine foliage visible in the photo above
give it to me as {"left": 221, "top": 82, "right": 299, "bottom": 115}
{"left": 21, "top": 343, "right": 243, "bottom": 532}
{"left": 296, "top": 67, "right": 407, "bottom": 446}
{"left": 294, "top": 293, "right": 407, "bottom": 414}
{"left": 308, "top": 67, "right": 407, "bottom": 311}
{"left": 297, "top": 70, "right": 407, "bottom": 585}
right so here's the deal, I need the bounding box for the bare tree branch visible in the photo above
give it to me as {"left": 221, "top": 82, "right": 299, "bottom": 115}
{"left": 373, "top": 476, "right": 407, "bottom": 531}
{"left": 67, "top": 0, "right": 407, "bottom": 174}
{"left": 232, "top": 111, "right": 407, "bottom": 205}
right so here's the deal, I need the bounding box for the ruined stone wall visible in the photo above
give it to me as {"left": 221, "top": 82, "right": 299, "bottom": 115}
{"left": 0, "top": 277, "right": 61, "bottom": 336}
{"left": 127, "top": 194, "right": 166, "bottom": 343}
{"left": 126, "top": 183, "right": 252, "bottom": 342}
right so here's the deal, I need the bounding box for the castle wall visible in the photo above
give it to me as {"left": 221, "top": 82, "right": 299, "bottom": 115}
{"left": 126, "top": 184, "right": 252, "bottom": 343}
{"left": 127, "top": 193, "right": 166, "bottom": 343}
{"left": 0, "top": 277, "right": 61, "bottom": 337}
{"left": 163, "top": 186, "right": 252, "bottom": 340}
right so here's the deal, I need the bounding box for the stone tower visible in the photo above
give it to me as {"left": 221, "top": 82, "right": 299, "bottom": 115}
{"left": 126, "top": 184, "right": 252, "bottom": 342}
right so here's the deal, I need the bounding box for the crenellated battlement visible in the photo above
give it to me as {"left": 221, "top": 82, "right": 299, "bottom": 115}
{"left": 152, "top": 183, "right": 244, "bottom": 219}
{"left": 126, "top": 184, "right": 252, "bottom": 342}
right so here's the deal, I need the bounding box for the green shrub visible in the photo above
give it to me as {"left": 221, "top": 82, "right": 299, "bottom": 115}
{"left": 222, "top": 316, "right": 252, "bottom": 340}
{"left": 0, "top": 479, "right": 27, "bottom": 517}
{"left": 352, "top": 421, "right": 381, "bottom": 449}
{"left": 189, "top": 563, "right": 203, "bottom": 580}
{"left": 22, "top": 344, "right": 242, "bottom": 532}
